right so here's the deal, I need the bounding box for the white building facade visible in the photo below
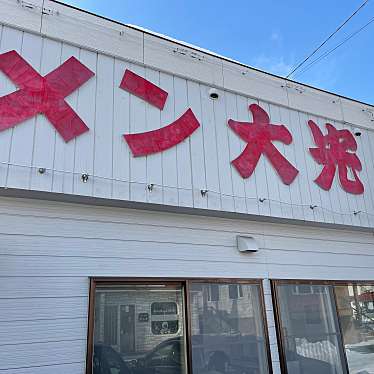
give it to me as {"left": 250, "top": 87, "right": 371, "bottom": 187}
{"left": 0, "top": 1, "right": 374, "bottom": 374}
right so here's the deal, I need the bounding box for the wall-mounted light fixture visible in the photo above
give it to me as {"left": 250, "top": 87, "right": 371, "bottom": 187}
{"left": 208, "top": 88, "right": 219, "bottom": 100}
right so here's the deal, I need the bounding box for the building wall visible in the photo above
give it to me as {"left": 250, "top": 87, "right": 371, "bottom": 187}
{"left": 1, "top": 196, "right": 374, "bottom": 373}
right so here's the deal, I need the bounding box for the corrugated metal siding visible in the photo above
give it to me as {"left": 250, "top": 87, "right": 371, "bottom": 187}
{"left": 0, "top": 197, "right": 374, "bottom": 372}
{"left": 0, "top": 25, "right": 373, "bottom": 227}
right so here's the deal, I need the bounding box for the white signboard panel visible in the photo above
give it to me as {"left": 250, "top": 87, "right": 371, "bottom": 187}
{"left": 0, "top": 22, "right": 373, "bottom": 228}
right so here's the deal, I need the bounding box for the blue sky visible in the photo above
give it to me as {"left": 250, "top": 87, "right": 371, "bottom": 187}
{"left": 60, "top": 0, "right": 374, "bottom": 104}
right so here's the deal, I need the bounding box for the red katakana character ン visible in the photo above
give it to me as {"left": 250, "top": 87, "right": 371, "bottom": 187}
{"left": 228, "top": 104, "right": 299, "bottom": 185}
{"left": 0, "top": 50, "right": 95, "bottom": 142}
{"left": 308, "top": 120, "right": 364, "bottom": 194}
{"left": 120, "top": 69, "right": 200, "bottom": 157}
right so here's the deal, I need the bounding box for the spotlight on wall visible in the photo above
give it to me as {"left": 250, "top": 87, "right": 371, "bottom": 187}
{"left": 310, "top": 205, "right": 318, "bottom": 210}
{"left": 38, "top": 167, "right": 46, "bottom": 174}
{"left": 236, "top": 235, "right": 259, "bottom": 253}
{"left": 81, "top": 173, "right": 89, "bottom": 183}
{"left": 353, "top": 127, "right": 362, "bottom": 137}
{"left": 147, "top": 183, "right": 154, "bottom": 192}
{"left": 208, "top": 88, "right": 219, "bottom": 100}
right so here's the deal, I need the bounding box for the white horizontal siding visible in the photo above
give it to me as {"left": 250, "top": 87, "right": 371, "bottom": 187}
{"left": 0, "top": 25, "right": 373, "bottom": 227}
{"left": 0, "top": 340, "right": 86, "bottom": 370}
{"left": 0, "top": 318, "right": 86, "bottom": 345}
{"left": 0, "top": 296, "right": 88, "bottom": 322}
{"left": 0, "top": 197, "right": 374, "bottom": 373}
{"left": 1, "top": 362, "right": 85, "bottom": 374}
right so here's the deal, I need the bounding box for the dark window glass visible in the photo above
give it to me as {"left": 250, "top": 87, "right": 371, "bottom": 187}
{"left": 209, "top": 284, "right": 220, "bottom": 302}
{"left": 275, "top": 283, "right": 347, "bottom": 374}
{"left": 104, "top": 305, "right": 118, "bottom": 345}
{"left": 228, "top": 284, "right": 239, "bottom": 299}
{"left": 93, "top": 284, "right": 186, "bottom": 374}
{"left": 189, "top": 283, "right": 270, "bottom": 374}
{"left": 335, "top": 284, "right": 374, "bottom": 374}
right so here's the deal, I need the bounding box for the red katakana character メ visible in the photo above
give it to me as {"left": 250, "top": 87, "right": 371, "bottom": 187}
{"left": 0, "top": 50, "right": 95, "bottom": 142}
{"left": 308, "top": 120, "right": 364, "bottom": 194}
{"left": 228, "top": 103, "right": 299, "bottom": 185}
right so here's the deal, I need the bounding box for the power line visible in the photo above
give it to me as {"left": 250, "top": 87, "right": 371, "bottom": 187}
{"left": 286, "top": 0, "right": 370, "bottom": 78}
{"left": 293, "top": 15, "right": 374, "bottom": 79}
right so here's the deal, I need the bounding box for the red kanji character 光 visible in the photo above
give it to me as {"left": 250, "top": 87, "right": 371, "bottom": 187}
{"left": 228, "top": 104, "right": 299, "bottom": 185}
{"left": 0, "top": 50, "right": 95, "bottom": 142}
{"left": 308, "top": 120, "right": 364, "bottom": 194}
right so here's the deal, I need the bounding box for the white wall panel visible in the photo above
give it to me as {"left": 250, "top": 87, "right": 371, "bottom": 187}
{"left": 0, "top": 296, "right": 88, "bottom": 322}
{"left": 145, "top": 67, "right": 163, "bottom": 204}
{"left": 4, "top": 362, "right": 85, "bottom": 374}
{"left": 42, "top": 0, "right": 143, "bottom": 64}
{"left": 30, "top": 38, "right": 60, "bottom": 193}
{"left": 0, "top": 340, "right": 86, "bottom": 370}
{"left": 226, "top": 91, "right": 247, "bottom": 213}
{"left": 200, "top": 85, "right": 221, "bottom": 210}
{"left": 7, "top": 32, "right": 41, "bottom": 190}
{"left": 222, "top": 60, "right": 288, "bottom": 107}
{"left": 144, "top": 34, "right": 223, "bottom": 86}
{"left": 93, "top": 54, "right": 115, "bottom": 198}
{"left": 0, "top": 197, "right": 373, "bottom": 372}
{"left": 52, "top": 43, "right": 80, "bottom": 195}
{"left": 0, "top": 0, "right": 42, "bottom": 33}
{"left": 174, "top": 76, "right": 193, "bottom": 207}
{"left": 73, "top": 49, "right": 97, "bottom": 197}
{"left": 213, "top": 87, "right": 235, "bottom": 212}
{"left": 0, "top": 26, "right": 23, "bottom": 188}
{"left": 286, "top": 85, "right": 343, "bottom": 122}
{"left": 160, "top": 71, "right": 178, "bottom": 206}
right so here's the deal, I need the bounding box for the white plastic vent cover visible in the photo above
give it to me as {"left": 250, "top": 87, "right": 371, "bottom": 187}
{"left": 236, "top": 235, "right": 259, "bottom": 253}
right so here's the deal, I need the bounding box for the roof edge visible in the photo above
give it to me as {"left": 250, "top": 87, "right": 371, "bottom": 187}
{"left": 51, "top": 0, "right": 373, "bottom": 110}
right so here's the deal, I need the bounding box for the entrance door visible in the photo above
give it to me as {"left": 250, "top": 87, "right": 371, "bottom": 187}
{"left": 120, "top": 305, "right": 135, "bottom": 353}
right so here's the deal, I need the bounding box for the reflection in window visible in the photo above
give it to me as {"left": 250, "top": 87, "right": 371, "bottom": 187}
{"left": 93, "top": 284, "right": 186, "bottom": 374}
{"left": 189, "top": 283, "right": 270, "bottom": 374}
{"left": 275, "top": 283, "right": 347, "bottom": 374}
{"left": 335, "top": 284, "right": 374, "bottom": 374}
{"left": 151, "top": 302, "right": 178, "bottom": 315}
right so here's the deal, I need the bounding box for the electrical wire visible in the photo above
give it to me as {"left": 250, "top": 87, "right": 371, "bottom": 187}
{"left": 286, "top": 0, "right": 370, "bottom": 78}
{"left": 0, "top": 160, "right": 373, "bottom": 220}
{"left": 293, "top": 15, "right": 374, "bottom": 79}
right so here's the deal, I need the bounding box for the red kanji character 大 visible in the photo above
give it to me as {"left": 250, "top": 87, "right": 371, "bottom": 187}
{"left": 228, "top": 104, "right": 299, "bottom": 185}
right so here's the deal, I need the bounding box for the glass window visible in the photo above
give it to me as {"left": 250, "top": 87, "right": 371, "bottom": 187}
{"left": 335, "top": 284, "right": 374, "bottom": 374}
{"left": 189, "top": 282, "right": 270, "bottom": 374}
{"left": 275, "top": 283, "right": 347, "bottom": 374}
{"left": 92, "top": 283, "right": 187, "bottom": 374}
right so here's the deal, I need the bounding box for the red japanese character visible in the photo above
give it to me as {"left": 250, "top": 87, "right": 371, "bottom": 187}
{"left": 308, "top": 120, "right": 364, "bottom": 194}
{"left": 0, "top": 50, "right": 94, "bottom": 142}
{"left": 228, "top": 104, "right": 299, "bottom": 185}
{"left": 121, "top": 69, "right": 200, "bottom": 156}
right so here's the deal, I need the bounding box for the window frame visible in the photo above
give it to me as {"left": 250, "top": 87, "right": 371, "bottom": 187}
{"left": 86, "top": 277, "right": 274, "bottom": 374}
{"left": 271, "top": 279, "right": 374, "bottom": 374}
